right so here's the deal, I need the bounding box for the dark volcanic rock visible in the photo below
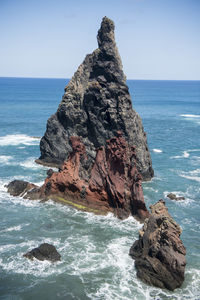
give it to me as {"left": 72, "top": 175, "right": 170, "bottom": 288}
{"left": 167, "top": 193, "right": 185, "bottom": 201}
{"left": 36, "top": 16, "right": 153, "bottom": 181}
{"left": 129, "top": 200, "right": 186, "bottom": 290}
{"left": 23, "top": 243, "right": 61, "bottom": 262}
{"left": 6, "top": 180, "right": 38, "bottom": 197}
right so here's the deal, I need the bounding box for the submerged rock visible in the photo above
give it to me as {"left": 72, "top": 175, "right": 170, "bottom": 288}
{"left": 129, "top": 200, "right": 186, "bottom": 290}
{"left": 36, "top": 16, "right": 153, "bottom": 181}
{"left": 23, "top": 243, "right": 61, "bottom": 262}
{"left": 167, "top": 193, "right": 185, "bottom": 201}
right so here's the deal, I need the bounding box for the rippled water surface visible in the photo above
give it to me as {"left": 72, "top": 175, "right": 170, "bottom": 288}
{"left": 0, "top": 78, "right": 200, "bottom": 299}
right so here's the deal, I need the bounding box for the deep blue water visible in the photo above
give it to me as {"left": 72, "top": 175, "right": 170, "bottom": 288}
{"left": 0, "top": 77, "right": 199, "bottom": 300}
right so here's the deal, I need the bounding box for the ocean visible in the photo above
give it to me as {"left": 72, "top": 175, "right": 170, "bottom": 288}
{"left": 0, "top": 77, "right": 199, "bottom": 300}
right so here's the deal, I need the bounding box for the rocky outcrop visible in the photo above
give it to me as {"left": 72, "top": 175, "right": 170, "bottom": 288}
{"left": 36, "top": 16, "right": 153, "bottom": 181}
{"left": 23, "top": 243, "right": 61, "bottom": 262}
{"left": 8, "top": 132, "right": 149, "bottom": 220}
{"left": 167, "top": 193, "right": 185, "bottom": 201}
{"left": 129, "top": 200, "right": 186, "bottom": 290}
{"left": 6, "top": 180, "right": 38, "bottom": 197}
{"left": 37, "top": 131, "right": 149, "bottom": 220}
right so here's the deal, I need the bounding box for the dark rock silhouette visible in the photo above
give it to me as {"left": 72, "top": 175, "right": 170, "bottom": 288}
{"left": 36, "top": 16, "right": 153, "bottom": 181}
{"left": 129, "top": 200, "right": 186, "bottom": 290}
{"left": 6, "top": 180, "right": 38, "bottom": 197}
{"left": 23, "top": 243, "right": 61, "bottom": 262}
{"left": 167, "top": 193, "right": 185, "bottom": 201}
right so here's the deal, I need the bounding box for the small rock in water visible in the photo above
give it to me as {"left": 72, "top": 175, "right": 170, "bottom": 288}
{"left": 23, "top": 243, "right": 61, "bottom": 262}
{"left": 129, "top": 199, "right": 186, "bottom": 291}
{"left": 167, "top": 193, "right": 185, "bottom": 201}
{"left": 6, "top": 180, "right": 38, "bottom": 197}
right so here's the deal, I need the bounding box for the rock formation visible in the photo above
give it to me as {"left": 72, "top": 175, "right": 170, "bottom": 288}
{"left": 6, "top": 180, "right": 37, "bottom": 197}
{"left": 36, "top": 16, "right": 153, "bottom": 181}
{"left": 23, "top": 243, "right": 61, "bottom": 262}
{"left": 129, "top": 200, "right": 186, "bottom": 290}
{"left": 7, "top": 132, "right": 150, "bottom": 221}
{"left": 6, "top": 17, "right": 154, "bottom": 220}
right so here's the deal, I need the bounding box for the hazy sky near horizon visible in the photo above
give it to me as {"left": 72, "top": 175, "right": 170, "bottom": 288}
{"left": 0, "top": 0, "right": 199, "bottom": 80}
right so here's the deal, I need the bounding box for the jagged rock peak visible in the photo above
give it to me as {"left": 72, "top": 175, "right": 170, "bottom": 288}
{"left": 36, "top": 17, "right": 154, "bottom": 181}
{"left": 97, "top": 17, "right": 115, "bottom": 46}
{"left": 97, "top": 16, "right": 125, "bottom": 82}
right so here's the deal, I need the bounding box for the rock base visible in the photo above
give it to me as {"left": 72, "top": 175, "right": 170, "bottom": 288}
{"left": 7, "top": 133, "right": 149, "bottom": 221}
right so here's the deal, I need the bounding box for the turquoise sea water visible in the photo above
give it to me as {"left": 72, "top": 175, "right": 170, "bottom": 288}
{"left": 0, "top": 77, "right": 199, "bottom": 300}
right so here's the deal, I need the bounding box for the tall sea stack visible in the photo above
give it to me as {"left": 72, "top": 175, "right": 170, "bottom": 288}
{"left": 36, "top": 17, "right": 154, "bottom": 181}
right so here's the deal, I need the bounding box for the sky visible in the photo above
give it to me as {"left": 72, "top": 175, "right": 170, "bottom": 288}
{"left": 0, "top": 0, "right": 199, "bottom": 80}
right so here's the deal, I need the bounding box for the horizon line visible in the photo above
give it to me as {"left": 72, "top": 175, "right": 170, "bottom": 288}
{"left": 0, "top": 76, "right": 200, "bottom": 82}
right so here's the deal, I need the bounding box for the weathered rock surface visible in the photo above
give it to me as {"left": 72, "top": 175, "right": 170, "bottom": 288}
{"left": 167, "top": 193, "right": 185, "bottom": 201}
{"left": 38, "top": 131, "right": 149, "bottom": 220}
{"left": 129, "top": 199, "right": 186, "bottom": 290}
{"left": 36, "top": 16, "right": 153, "bottom": 181}
{"left": 23, "top": 243, "right": 61, "bottom": 262}
{"left": 6, "top": 180, "right": 38, "bottom": 197}
{"left": 8, "top": 132, "right": 149, "bottom": 220}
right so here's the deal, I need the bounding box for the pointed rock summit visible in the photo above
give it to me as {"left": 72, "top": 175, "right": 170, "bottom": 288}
{"left": 36, "top": 16, "right": 154, "bottom": 181}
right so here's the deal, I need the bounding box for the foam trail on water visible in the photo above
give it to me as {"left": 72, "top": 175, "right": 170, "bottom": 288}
{"left": 0, "top": 134, "right": 40, "bottom": 146}
{"left": 180, "top": 174, "right": 200, "bottom": 183}
{"left": 180, "top": 114, "right": 200, "bottom": 118}
{"left": 0, "top": 225, "right": 22, "bottom": 233}
{"left": 153, "top": 149, "right": 163, "bottom": 153}
{"left": 171, "top": 151, "right": 190, "bottom": 159}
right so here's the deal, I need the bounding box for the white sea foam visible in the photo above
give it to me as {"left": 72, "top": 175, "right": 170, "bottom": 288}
{"left": 179, "top": 169, "right": 200, "bottom": 183}
{"left": 0, "top": 225, "right": 22, "bottom": 233}
{"left": 19, "top": 157, "right": 58, "bottom": 172}
{"left": 143, "top": 186, "right": 158, "bottom": 193}
{"left": 171, "top": 151, "right": 190, "bottom": 159}
{"left": 0, "top": 239, "right": 63, "bottom": 277}
{"left": 180, "top": 114, "right": 200, "bottom": 118}
{"left": 153, "top": 149, "right": 163, "bottom": 153}
{"left": 19, "top": 157, "right": 42, "bottom": 169}
{"left": 0, "top": 155, "right": 13, "bottom": 164}
{"left": 188, "top": 169, "right": 200, "bottom": 175}
{"left": 180, "top": 174, "right": 200, "bottom": 183}
{"left": 0, "top": 134, "right": 40, "bottom": 146}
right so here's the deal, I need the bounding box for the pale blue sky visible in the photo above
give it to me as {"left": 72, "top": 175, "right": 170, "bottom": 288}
{"left": 0, "top": 0, "right": 199, "bottom": 80}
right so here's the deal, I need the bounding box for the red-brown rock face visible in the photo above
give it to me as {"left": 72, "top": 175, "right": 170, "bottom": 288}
{"left": 129, "top": 200, "right": 186, "bottom": 290}
{"left": 39, "top": 132, "right": 149, "bottom": 221}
